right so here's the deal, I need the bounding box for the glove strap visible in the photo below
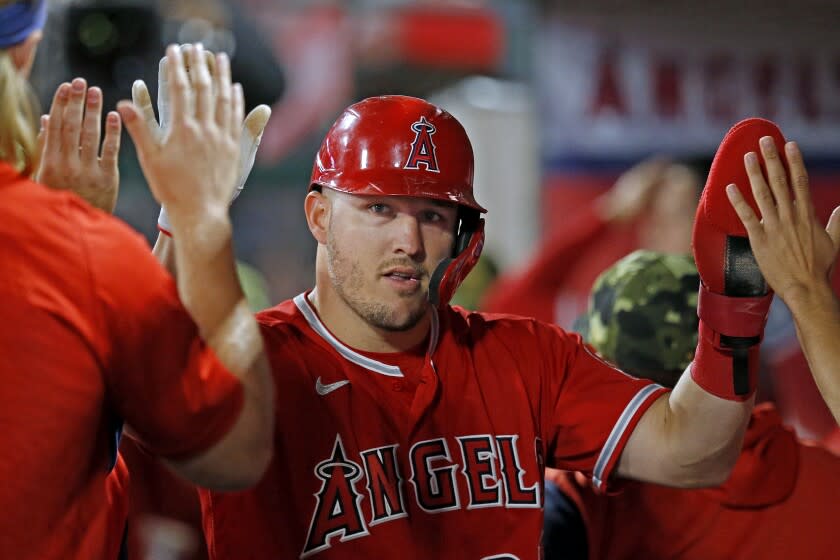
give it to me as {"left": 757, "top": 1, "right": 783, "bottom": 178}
{"left": 691, "top": 284, "right": 772, "bottom": 400}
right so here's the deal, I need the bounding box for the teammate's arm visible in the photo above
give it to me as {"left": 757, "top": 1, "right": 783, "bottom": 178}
{"left": 118, "top": 44, "right": 274, "bottom": 489}
{"left": 727, "top": 140, "right": 840, "bottom": 424}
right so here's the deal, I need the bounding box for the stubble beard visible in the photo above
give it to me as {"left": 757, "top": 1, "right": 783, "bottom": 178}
{"left": 326, "top": 231, "right": 428, "bottom": 332}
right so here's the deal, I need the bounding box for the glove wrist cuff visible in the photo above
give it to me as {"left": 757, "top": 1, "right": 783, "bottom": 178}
{"left": 697, "top": 283, "right": 772, "bottom": 337}
{"left": 691, "top": 320, "right": 760, "bottom": 401}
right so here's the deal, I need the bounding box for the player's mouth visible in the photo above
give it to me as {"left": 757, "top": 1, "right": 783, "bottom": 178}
{"left": 382, "top": 267, "right": 423, "bottom": 290}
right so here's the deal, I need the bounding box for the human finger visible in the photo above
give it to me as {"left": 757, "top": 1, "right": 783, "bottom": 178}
{"left": 132, "top": 79, "right": 160, "bottom": 140}
{"left": 726, "top": 183, "right": 764, "bottom": 240}
{"left": 45, "top": 82, "right": 70, "bottom": 156}
{"left": 784, "top": 141, "right": 816, "bottom": 223}
{"left": 743, "top": 151, "right": 778, "bottom": 227}
{"left": 79, "top": 86, "right": 103, "bottom": 164}
{"left": 214, "top": 52, "right": 232, "bottom": 128}
{"left": 758, "top": 136, "right": 794, "bottom": 224}
{"left": 165, "top": 44, "right": 190, "bottom": 125}
{"left": 62, "top": 77, "right": 87, "bottom": 155}
{"left": 190, "top": 43, "right": 213, "bottom": 122}
{"left": 100, "top": 111, "right": 122, "bottom": 170}
{"left": 118, "top": 101, "right": 156, "bottom": 158}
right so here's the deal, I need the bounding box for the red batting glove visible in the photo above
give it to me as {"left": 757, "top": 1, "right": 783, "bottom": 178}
{"left": 690, "top": 118, "right": 784, "bottom": 400}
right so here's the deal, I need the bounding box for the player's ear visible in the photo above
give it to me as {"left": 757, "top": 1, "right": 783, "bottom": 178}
{"left": 305, "top": 190, "right": 329, "bottom": 245}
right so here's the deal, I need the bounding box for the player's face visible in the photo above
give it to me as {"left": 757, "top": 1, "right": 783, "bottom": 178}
{"left": 325, "top": 192, "right": 458, "bottom": 332}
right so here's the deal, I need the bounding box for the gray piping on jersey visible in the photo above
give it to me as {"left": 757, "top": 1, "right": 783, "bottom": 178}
{"left": 293, "top": 292, "right": 405, "bottom": 378}
{"left": 592, "top": 382, "right": 664, "bottom": 491}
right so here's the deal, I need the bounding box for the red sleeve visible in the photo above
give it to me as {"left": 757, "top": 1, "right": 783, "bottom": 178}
{"left": 77, "top": 203, "right": 244, "bottom": 460}
{"left": 539, "top": 324, "right": 669, "bottom": 492}
{"left": 480, "top": 205, "right": 609, "bottom": 321}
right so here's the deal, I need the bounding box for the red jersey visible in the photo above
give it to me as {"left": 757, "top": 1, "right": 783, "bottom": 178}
{"left": 120, "top": 436, "right": 209, "bottom": 560}
{"left": 0, "top": 163, "right": 244, "bottom": 559}
{"left": 200, "top": 293, "right": 667, "bottom": 559}
{"left": 552, "top": 404, "right": 840, "bottom": 560}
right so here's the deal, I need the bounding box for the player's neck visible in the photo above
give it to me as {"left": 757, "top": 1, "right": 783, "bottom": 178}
{"left": 308, "top": 287, "right": 432, "bottom": 354}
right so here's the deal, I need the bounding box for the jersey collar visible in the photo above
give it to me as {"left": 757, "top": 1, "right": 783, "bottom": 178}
{"left": 293, "top": 292, "right": 440, "bottom": 378}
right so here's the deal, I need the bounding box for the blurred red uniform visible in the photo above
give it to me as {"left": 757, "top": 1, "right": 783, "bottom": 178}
{"left": 0, "top": 164, "right": 244, "bottom": 559}
{"left": 120, "top": 437, "right": 208, "bottom": 560}
{"left": 198, "top": 295, "right": 666, "bottom": 559}
{"left": 552, "top": 403, "right": 840, "bottom": 560}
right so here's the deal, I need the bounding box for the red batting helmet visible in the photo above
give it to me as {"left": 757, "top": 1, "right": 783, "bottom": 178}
{"left": 310, "top": 95, "right": 486, "bottom": 213}
{"left": 310, "top": 95, "right": 487, "bottom": 307}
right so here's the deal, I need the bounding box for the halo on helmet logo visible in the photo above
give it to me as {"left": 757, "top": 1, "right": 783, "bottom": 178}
{"left": 403, "top": 116, "right": 440, "bottom": 173}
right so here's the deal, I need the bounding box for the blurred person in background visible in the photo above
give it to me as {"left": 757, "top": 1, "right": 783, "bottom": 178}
{"left": 0, "top": 3, "right": 274, "bottom": 555}
{"left": 481, "top": 158, "right": 701, "bottom": 325}
{"left": 545, "top": 250, "right": 840, "bottom": 560}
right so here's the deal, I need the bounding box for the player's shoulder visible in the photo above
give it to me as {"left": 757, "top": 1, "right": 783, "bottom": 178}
{"left": 256, "top": 298, "right": 300, "bottom": 326}
{"left": 1, "top": 171, "right": 150, "bottom": 265}
{"left": 444, "top": 305, "right": 578, "bottom": 344}
{"left": 255, "top": 297, "right": 312, "bottom": 342}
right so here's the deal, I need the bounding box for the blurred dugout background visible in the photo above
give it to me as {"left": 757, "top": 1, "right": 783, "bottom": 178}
{"left": 29, "top": 0, "right": 840, "bottom": 443}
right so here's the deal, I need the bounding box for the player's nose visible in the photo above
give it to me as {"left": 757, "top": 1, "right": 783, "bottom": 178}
{"left": 390, "top": 214, "right": 425, "bottom": 261}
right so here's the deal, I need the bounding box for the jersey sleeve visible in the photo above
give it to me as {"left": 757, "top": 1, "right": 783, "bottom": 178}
{"left": 78, "top": 204, "right": 244, "bottom": 461}
{"left": 539, "top": 324, "right": 669, "bottom": 492}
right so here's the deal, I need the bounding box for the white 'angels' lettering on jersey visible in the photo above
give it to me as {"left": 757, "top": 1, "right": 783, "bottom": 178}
{"left": 303, "top": 433, "right": 542, "bottom": 557}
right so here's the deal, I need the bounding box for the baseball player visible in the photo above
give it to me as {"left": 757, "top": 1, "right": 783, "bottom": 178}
{"left": 0, "top": 5, "right": 274, "bottom": 555}
{"left": 152, "top": 96, "right": 773, "bottom": 559}
{"left": 545, "top": 250, "right": 840, "bottom": 560}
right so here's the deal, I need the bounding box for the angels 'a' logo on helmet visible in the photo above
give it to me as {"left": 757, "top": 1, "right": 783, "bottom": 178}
{"left": 403, "top": 116, "right": 440, "bottom": 173}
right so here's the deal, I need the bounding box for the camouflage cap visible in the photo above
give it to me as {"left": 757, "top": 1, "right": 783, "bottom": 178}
{"left": 574, "top": 250, "right": 699, "bottom": 386}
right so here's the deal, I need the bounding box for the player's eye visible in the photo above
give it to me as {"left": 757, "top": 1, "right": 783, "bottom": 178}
{"left": 368, "top": 203, "right": 391, "bottom": 215}
{"left": 420, "top": 210, "right": 444, "bottom": 223}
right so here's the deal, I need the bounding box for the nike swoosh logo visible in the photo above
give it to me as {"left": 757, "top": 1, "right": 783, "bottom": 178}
{"left": 315, "top": 377, "right": 350, "bottom": 396}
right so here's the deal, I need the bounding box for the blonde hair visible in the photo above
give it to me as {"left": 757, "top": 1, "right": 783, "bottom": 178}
{"left": 0, "top": 10, "right": 40, "bottom": 175}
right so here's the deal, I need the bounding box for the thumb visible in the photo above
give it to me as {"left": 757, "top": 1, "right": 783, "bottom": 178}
{"left": 233, "top": 104, "right": 272, "bottom": 202}
{"left": 827, "top": 205, "right": 840, "bottom": 249}
{"left": 243, "top": 104, "right": 272, "bottom": 141}
{"left": 132, "top": 80, "right": 160, "bottom": 139}
{"left": 118, "top": 101, "right": 157, "bottom": 159}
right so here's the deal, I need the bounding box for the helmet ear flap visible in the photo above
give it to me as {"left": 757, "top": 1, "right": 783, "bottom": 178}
{"left": 430, "top": 213, "right": 485, "bottom": 307}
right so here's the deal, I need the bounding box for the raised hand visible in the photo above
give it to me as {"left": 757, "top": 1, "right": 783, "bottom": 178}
{"left": 726, "top": 137, "right": 840, "bottom": 305}
{"left": 118, "top": 44, "right": 244, "bottom": 230}
{"left": 36, "top": 78, "right": 122, "bottom": 213}
{"left": 131, "top": 46, "right": 271, "bottom": 235}
{"left": 597, "top": 157, "right": 670, "bottom": 223}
